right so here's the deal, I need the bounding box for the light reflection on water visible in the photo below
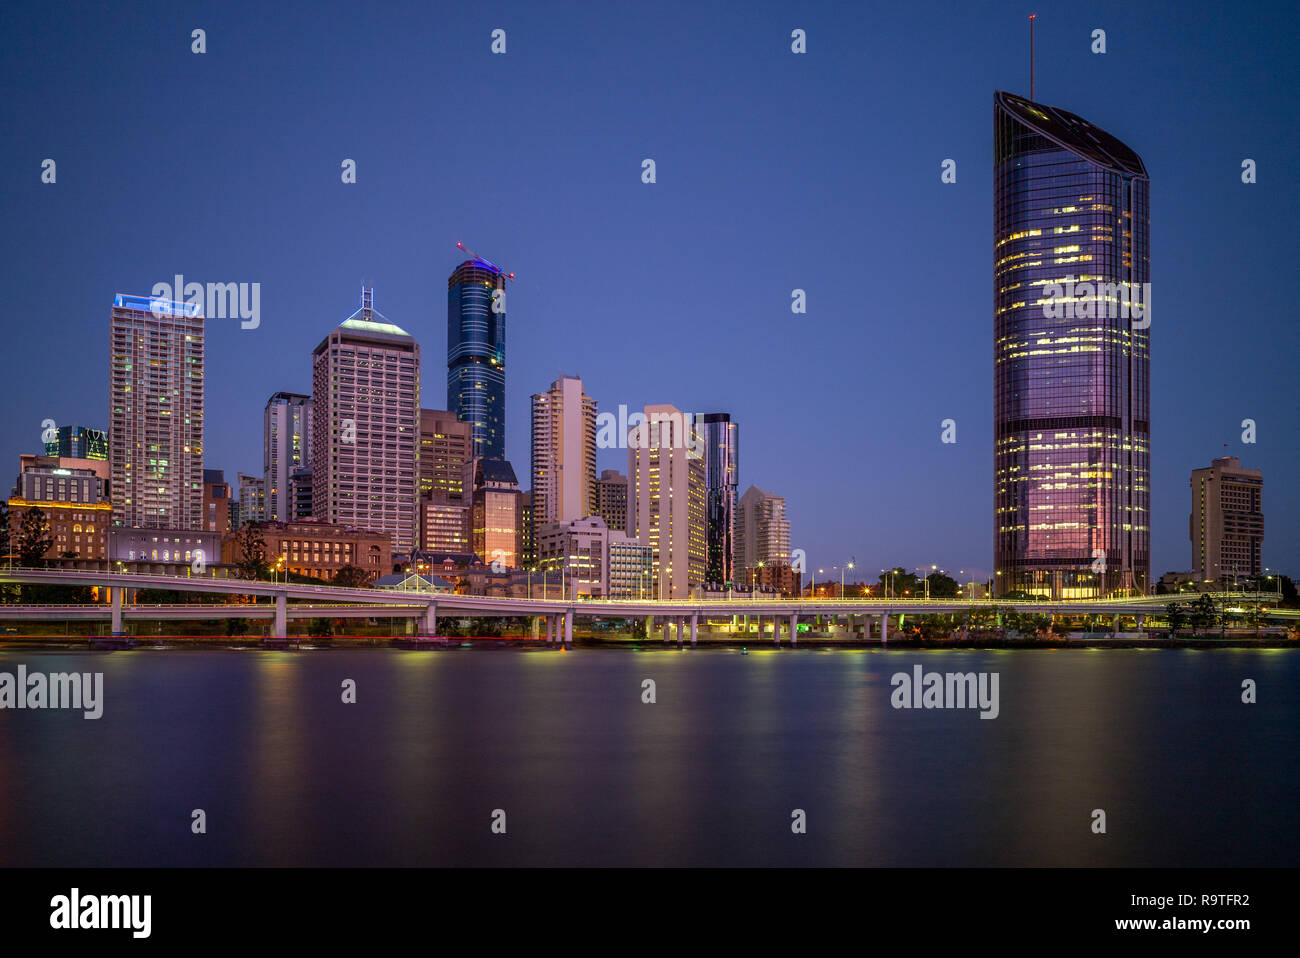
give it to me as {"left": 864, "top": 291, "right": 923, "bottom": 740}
{"left": 0, "top": 647, "right": 1296, "bottom": 867}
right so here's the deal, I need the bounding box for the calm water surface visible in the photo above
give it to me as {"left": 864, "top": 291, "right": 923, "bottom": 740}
{"left": 1, "top": 647, "right": 1296, "bottom": 866}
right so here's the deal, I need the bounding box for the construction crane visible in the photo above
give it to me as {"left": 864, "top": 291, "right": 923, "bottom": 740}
{"left": 455, "top": 241, "right": 515, "bottom": 281}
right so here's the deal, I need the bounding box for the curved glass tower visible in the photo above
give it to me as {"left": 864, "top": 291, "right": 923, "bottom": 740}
{"left": 700, "top": 413, "right": 739, "bottom": 587}
{"left": 447, "top": 258, "right": 507, "bottom": 461}
{"left": 994, "top": 91, "right": 1150, "bottom": 598}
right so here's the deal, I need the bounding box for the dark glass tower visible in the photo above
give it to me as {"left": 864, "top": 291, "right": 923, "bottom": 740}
{"left": 447, "top": 258, "right": 507, "bottom": 460}
{"left": 994, "top": 91, "right": 1150, "bottom": 598}
{"left": 700, "top": 413, "right": 739, "bottom": 587}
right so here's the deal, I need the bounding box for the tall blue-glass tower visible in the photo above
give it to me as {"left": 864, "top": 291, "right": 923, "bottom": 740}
{"left": 447, "top": 256, "right": 508, "bottom": 461}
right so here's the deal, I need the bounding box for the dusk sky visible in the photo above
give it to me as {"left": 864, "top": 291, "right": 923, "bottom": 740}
{"left": 2, "top": 0, "right": 1296, "bottom": 581}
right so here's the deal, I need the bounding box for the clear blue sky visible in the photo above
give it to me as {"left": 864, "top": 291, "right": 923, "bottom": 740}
{"left": 2, "top": 0, "right": 1296, "bottom": 581}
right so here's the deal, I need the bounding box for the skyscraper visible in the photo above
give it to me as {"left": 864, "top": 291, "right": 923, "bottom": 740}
{"left": 700, "top": 413, "right": 739, "bottom": 586}
{"left": 311, "top": 288, "right": 420, "bottom": 555}
{"left": 993, "top": 91, "right": 1150, "bottom": 598}
{"left": 264, "top": 392, "right": 312, "bottom": 522}
{"left": 44, "top": 425, "right": 108, "bottom": 461}
{"left": 625, "top": 404, "right": 706, "bottom": 599}
{"left": 1190, "top": 456, "right": 1263, "bottom": 585}
{"left": 464, "top": 457, "right": 523, "bottom": 569}
{"left": 530, "top": 375, "right": 597, "bottom": 546}
{"left": 237, "top": 472, "right": 265, "bottom": 526}
{"left": 109, "top": 293, "right": 204, "bottom": 530}
{"left": 735, "top": 485, "right": 790, "bottom": 579}
{"left": 418, "top": 408, "right": 473, "bottom": 501}
{"left": 447, "top": 254, "right": 508, "bottom": 460}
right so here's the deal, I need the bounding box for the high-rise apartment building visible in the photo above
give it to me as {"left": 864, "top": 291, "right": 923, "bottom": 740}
{"left": 595, "top": 469, "right": 628, "bottom": 533}
{"left": 530, "top": 375, "right": 597, "bottom": 548}
{"left": 311, "top": 289, "right": 420, "bottom": 556}
{"left": 625, "top": 404, "right": 706, "bottom": 599}
{"left": 447, "top": 255, "right": 509, "bottom": 460}
{"left": 1190, "top": 456, "right": 1263, "bottom": 583}
{"left": 735, "top": 484, "right": 790, "bottom": 576}
{"left": 237, "top": 472, "right": 265, "bottom": 526}
{"left": 993, "top": 91, "right": 1150, "bottom": 598}
{"left": 109, "top": 293, "right": 204, "bottom": 530}
{"left": 700, "top": 413, "right": 739, "bottom": 587}
{"left": 264, "top": 392, "right": 312, "bottom": 521}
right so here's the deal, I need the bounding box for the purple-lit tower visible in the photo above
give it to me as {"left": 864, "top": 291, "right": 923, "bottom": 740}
{"left": 993, "top": 91, "right": 1150, "bottom": 598}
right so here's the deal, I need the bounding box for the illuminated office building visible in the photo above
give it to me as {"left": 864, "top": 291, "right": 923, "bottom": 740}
{"left": 993, "top": 91, "right": 1150, "bottom": 598}
{"left": 264, "top": 392, "right": 312, "bottom": 522}
{"left": 700, "top": 413, "right": 739, "bottom": 587}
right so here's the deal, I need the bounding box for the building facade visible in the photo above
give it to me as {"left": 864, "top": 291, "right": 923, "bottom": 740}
{"left": 447, "top": 256, "right": 508, "bottom": 461}
{"left": 993, "top": 91, "right": 1151, "bottom": 598}
{"left": 536, "top": 515, "right": 610, "bottom": 598}
{"left": 530, "top": 374, "right": 597, "bottom": 553}
{"left": 595, "top": 469, "right": 628, "bottom": 533}
{"left": 44, "top": 425, "right": 108, "bottom": 461}
{"left": 420, "top": 496, "right": 471, "bottom": 554}
{"left": 700, "top": 412, "right": 739, "bottom": 587}
{"left": 625, "top": 404, "right": 706, "bottom": 599}
{"left": 109, "top": 293, "right": 205, "bottom": 530}
{"left": 201, "top": 469, "right": 232, "bottom": 533}
{"left": 237, "top": 472, "right": 265, "bottom": 526}
{"left": 311, "top": 288, "right": 420, "bottom": 555}
{"left": 735, "top": 484, "right": 790, "bottom": 574}
{"left": 464, "top": 457, "right": 523, "bottom": 569}
{"left": 608, "top": 532, "right": 654, "bottom": 599}
{"left": 418, "top": 408, "right": 473, "bottom": 501}
{"left": 1190, "top": 456, "right": 1263, "bottom": 584}
{"left": 222, "top": 519, "right": 390, "bottom": 583}
{"left": 264, "top": 392, "right": 312, "bottom": 522}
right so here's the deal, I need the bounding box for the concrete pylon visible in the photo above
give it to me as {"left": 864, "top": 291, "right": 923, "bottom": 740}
{"left": 111, "top": 586, "right": 123, "bottom": 635}
{"left": 564, "top": 608, "right": 574, "bottom": 646}
{"left": 274, "top": 592, "right": 287, "bottom": 637}
{"left": 790, "top": 612, "right": 798, "bottom": 646}
{"left": 423, "top": 603, "right": 437, "bottom": 636}
{"left": 690, "top": 613, "right": 698, "bottom": 646}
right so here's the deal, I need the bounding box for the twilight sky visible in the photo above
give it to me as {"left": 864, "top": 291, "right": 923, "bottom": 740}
{"left": 2, "top": 0, "right": 1296, "bottom": 581}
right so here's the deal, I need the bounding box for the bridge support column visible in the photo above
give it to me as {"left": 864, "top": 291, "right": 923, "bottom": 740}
{"left": 880, "top": 612, "right": 889, "bottom": 644}
{"left": 663, "top": 618, "right": 673, "bottom": 643}
{"left": 790, "top": 613, "right": 798, "bottom": 646}
{"left": 1111, "top": 614, "right": 1119, "bottom": 634}
{"left": 690, "top": 613, "right": 698, "bottom": 647}
{"left": 1136, "top": 614, "right": 1145, "bottom": 633}
{"left": 676, "top": 617, "right": 683, "bottom": 649}
{"left": 773, "top": 616, "right": 780, "bottom": 646}
{"left": 564, "top": 609, "right": 574, "bottom": 646}
{"left": 423, "top": 603, "right": 437, "bottom": 637}
{"left": 545, "top": 616, "right": 553, "bottom": 645}
{"left": 111, "top": 586, "right": 123, "bottom": 635}
{"left": 274, "top": 592, "right": 286, "bottom": 638}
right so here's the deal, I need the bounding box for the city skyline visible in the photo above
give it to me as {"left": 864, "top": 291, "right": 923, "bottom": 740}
{"left": 2, "top": 0, "right": 1296, "bottom": 581}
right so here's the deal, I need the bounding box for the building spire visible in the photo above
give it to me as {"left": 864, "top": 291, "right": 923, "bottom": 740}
{"left": 361, "top": 285, "right": 373, "bottom": 317}
{"left": 1029, "top": 13, "right": 1036, "bottom": 100}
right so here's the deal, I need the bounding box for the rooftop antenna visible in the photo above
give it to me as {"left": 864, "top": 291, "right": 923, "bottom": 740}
{"left": 1029, "top": 13, "right": 1036, "bottom": 100}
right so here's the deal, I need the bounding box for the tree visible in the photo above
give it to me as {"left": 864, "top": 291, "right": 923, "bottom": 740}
{"left": 15, "top": 507, "right": 53, "bottom": 567}
{"left": 1165, "top": 603, "right": 1186, "bottom": 636}
{"left": 307, "top": 618, "right": 335, "bottom": 638}
{"left": 333, "top": 565, "right": 370, "bottom": 589}
{"left": 224, "top": 617, "right": 250, "bottom": 637}
{"left": 924, "top": 572, "right": 960, "bottom": 598}
{"left": 1188, "top": 593, "right": 1218, "bottom": 633}
{"left": 235, "top": 524, "right": 269, "bottom": 580}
